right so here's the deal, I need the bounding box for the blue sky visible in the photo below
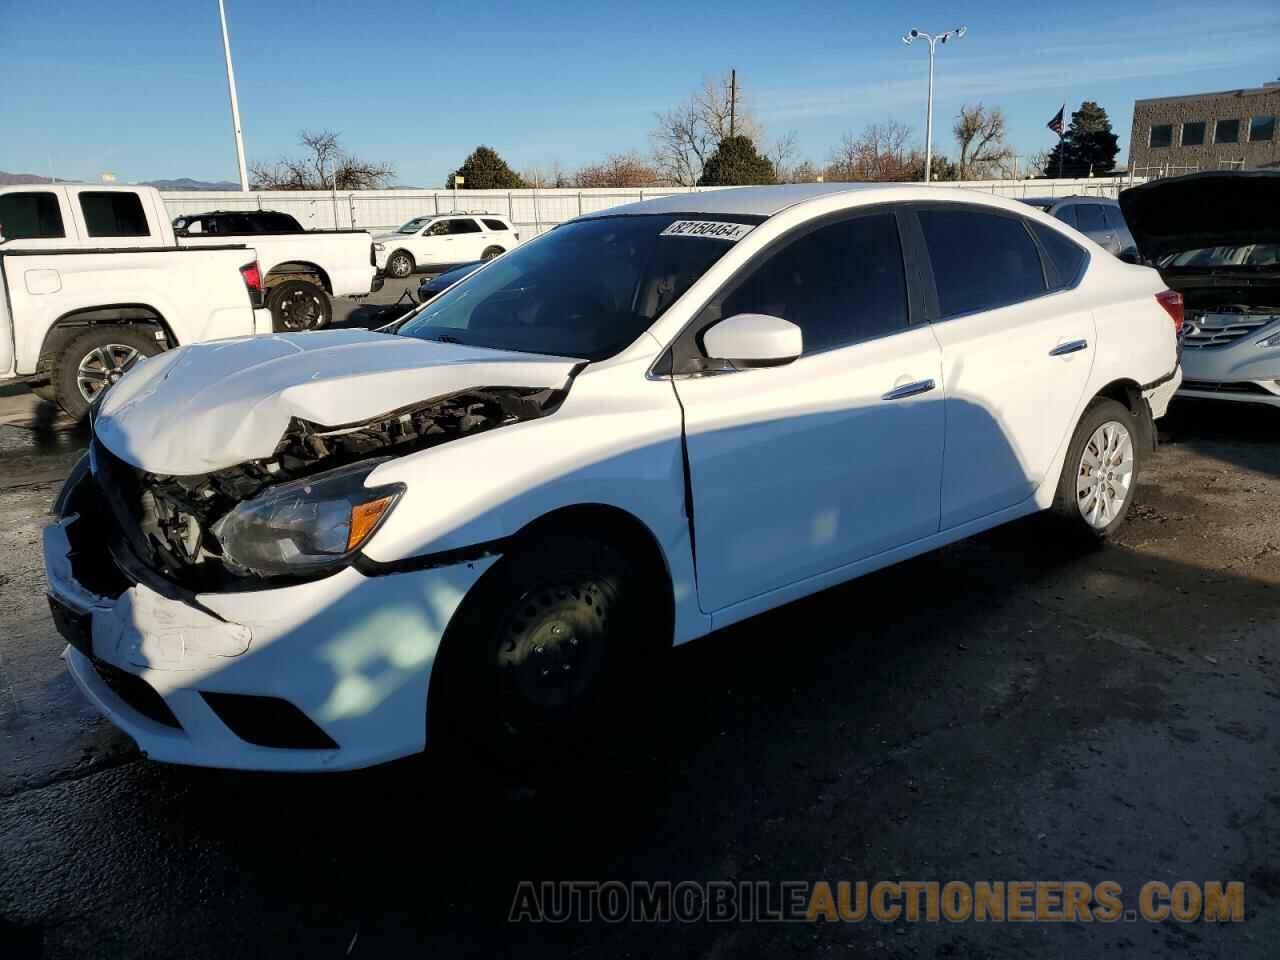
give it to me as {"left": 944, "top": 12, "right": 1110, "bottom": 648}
{"left": 2, "top": 0, "right": 1276, "bottom": 184}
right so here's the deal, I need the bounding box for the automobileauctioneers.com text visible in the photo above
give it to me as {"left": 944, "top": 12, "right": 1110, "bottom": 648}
{"left": 510, "top": 880, "right": 1244, "bottom": 924}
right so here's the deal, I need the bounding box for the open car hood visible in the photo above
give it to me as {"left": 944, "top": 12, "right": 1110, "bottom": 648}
{"left": 93, "top": 329, "right": 580, "bottom": 475}
{"left": 1119, "top": 171, "right": 1280, "bottom": 263}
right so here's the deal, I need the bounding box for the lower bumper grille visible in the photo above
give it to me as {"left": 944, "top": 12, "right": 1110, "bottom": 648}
{"left": 201, "top": 693, "right": 338, "bottom": 750}
{"left": 93, "top": 659, "right": 181, "bottom": 728}
{"left": 1180, "top": 379, "right": 1276, "bottom": 396}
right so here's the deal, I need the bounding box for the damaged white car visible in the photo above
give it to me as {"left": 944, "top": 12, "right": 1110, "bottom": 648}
{"left": 44, "top": 184, "right": 1182, "bottom": 772}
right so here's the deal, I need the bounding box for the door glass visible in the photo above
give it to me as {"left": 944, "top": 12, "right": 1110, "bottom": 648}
{"left": 918, "top": 209, "right": 1047, "bottom": 318}
{"left": 0, "top": 192, "right": 65, "bottom": 239}
{"left": 79, "top": 192, "right": 150, "bottom": 237}
{"left": 426, "top": 221, "right": 451, "bottom": 236}
{"left": 447, "top": 218, "right": 482, "bottom": 235}
{"left": 1030, "top": 223, "right": 1088, "bottom": 289}
{"left": 1073, "top": 204, "right": 1107, "bottom": 232}
{"left": 1052, "top": 205, "right": 1077, "bottom": 228}
{"left": 713, "top": 214, "right": 909, "bottom": 354}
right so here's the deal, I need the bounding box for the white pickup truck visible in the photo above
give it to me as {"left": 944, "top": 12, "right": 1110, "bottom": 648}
{"left": 0, "top": 185, "right": 275, "bottom": 417}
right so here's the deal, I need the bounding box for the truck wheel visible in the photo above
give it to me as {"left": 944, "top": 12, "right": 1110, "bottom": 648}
{"left": 1051, "top": 397, "right": 1140, "bottom": 540}
{"left": 429, "top": 532, "right": 657, "bottom": 773}
{"left": 386, "top": 251, "right": 415, "bottom": 278}
{"left": 268, "top": 280, "right": 331, "bottom": 332}
{"left": 54, "top": 326, "right": 161, "bottom": 419}
{"left": 481, "top": 246, "right": 505, "bottom": 261}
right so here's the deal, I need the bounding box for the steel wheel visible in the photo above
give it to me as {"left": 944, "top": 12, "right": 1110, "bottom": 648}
{"left": 1076, "top": 420, "right": 1134, "bottom": 529}
{"left": 76, "top": 344, "right": 141, "bottom": 404}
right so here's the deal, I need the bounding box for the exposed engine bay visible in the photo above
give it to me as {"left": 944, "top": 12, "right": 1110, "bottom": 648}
{"left": 93, "top": 385, "right": 566, "bottom": 590}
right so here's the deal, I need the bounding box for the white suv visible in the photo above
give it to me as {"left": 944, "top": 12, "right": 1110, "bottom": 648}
{"left": 45, "top": 184, "right": 1181, "bottom": 773}
{"left": 373, "top": 213, "right": 520, "bottom": 277}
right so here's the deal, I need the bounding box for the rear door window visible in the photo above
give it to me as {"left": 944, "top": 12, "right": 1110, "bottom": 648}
{"left": 1052, "top": 205, "right": 1078, "bottom": 228}
{"left": 0, "top": 191, "right": 65, "bottom": 239}
{"left": 79, "top": 192, "right": 150, "bottom": 238}
{"left": 447, "top": 218, "right": 482, "bottom": 235}
{"left": 917, "top": 208, "right": 1047, "bottom": 318}
{"left": 1073, "top": 204, "right": 1107, "bottom": 232}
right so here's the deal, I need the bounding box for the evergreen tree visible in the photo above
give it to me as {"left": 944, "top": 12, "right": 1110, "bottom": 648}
{"left": 446, "top": 146, "right": 526, "bottom": 189}
{"left": 697, "top": 136, "right": 776, "bottom": 186}
{"left": 1045, "top": 102, "right": 1120, "bottom": 177}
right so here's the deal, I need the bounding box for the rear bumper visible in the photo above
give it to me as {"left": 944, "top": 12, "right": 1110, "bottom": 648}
{"left": 1144, "top": 365, "right": 1182, "bottom": 420}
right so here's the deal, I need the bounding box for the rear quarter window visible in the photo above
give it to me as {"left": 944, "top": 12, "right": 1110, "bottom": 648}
{"left": 482, "top": 218, "right": 509, "bottom": 231}
{"left": 79, "top": 192, "right": 150, "bottom": 238}
{"left": 918, "top": 209, "right": 1047, "bottom": 318}
{"left": 1030, "top": 223, "right": 1088, "bottom": 289}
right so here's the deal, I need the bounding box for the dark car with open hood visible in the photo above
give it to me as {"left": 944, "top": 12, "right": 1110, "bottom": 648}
{"left": 1120, "top": 171, "right": 1280, "bottom": 407}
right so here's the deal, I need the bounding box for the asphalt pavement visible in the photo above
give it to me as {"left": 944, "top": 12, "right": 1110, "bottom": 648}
{"left": 0, "top": 313, "right": 1277, "bottom": 958}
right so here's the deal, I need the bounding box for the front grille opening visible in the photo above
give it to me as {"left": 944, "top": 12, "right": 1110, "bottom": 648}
{"left": 93, "top": 660, "right": 181, "bottom": 728}
{"left": 201, "top": 692, "right": 338, "bottom": 750}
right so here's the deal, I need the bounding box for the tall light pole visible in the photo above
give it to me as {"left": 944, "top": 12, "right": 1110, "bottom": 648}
{"left": 217, "top": 0, "right": 250, "bottom": 192}
{"left": 902, "top": 26, "right": 966, "bottom": 182}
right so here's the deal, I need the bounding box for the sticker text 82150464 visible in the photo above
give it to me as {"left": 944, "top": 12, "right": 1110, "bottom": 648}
{"left": 659, "top": 220, "right": 756, "bottom": 241}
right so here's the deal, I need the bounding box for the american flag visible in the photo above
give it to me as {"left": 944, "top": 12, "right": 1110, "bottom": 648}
{"left": 1047, "top": 104, "right": 1066, "bottom": 135}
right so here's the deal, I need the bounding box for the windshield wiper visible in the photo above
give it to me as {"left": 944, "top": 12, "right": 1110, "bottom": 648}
{"left": 427, "top": 333, "right": 464, "bottom": 344}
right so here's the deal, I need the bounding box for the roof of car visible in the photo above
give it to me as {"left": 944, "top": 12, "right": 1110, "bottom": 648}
{"left": 1020, "top": 195, "right": 1119, "bottom": 206}
{"left": 592, "top": 183, "right": 912, "bottom": 219}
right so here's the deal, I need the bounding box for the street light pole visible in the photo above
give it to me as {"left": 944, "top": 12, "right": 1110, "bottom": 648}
{"left": 902, "top": 26, "right": 967, "bottom": 183}
{"left": 217, "top": 0, "right": 250, "bottom": 192}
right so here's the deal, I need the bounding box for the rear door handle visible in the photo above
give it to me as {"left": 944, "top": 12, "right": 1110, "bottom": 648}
{"left": 1050, "top": 339, "right": 1088, "bottom": 357}
{"left": 882, "top": 379, "right": 936, "bottom": 401}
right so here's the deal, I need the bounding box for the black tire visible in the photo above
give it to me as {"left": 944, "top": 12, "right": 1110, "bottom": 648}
{"left": 429, "top": 532, "right": 659, "bottom": 773}
{"left": 480, "top": 245, "right": 505, "bottom": 262}
{"left": 268, "top": 280, "right": 331, "bottom": 333}
{"left": 1051, "top": 397, "right": 1141, "bottom": 539}
{"left": 386, "top": 250, "right": 415, "bottom": 278}
{"left": 54, "top": 325, "right": 162, "bottom": 420}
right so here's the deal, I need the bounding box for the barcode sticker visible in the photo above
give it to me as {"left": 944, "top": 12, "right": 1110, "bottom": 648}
{"left": 659, "top": 220, "right": 756, "bottom": 241}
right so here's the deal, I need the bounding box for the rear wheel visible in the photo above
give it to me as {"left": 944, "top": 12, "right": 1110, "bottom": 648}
{"left": 1052, "top": 397, "right": 1140, "bottom": 539}
{"left": 429, "top": 532, "right": 657, "bottom": 773}
{"left": 53, "top": 325, "right": 161, "bottom": 419}
{"left": 268, "top": 279, "right": 331, "bottom": 332}
{"left": 481, "top": 245, "right": 505, "bottom": 262}
{"left": 386, "top": 250, "right": 415, "bottom": 278}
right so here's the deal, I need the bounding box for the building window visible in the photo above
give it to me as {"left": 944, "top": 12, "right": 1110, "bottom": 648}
{"left": 1249, "top": 116, "right": 1276, "bottom": 142}
{"left": 1149, "top": 124, "right": 1173, "bottom": 148}
{"left": 1181, "top": 121, "right": 1206, "bottom": 146}
{"left": 1214, "top": 119, "right": 1241, "bottom": 144}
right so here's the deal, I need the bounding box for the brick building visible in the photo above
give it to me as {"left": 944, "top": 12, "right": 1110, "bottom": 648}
{"left": 1128, "top": 80, "right": 1279, "bottom": 176}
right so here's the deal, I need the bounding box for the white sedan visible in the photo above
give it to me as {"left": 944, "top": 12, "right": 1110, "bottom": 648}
{"left": 44, "top": 184, "right": 1181, "bottom": 772}
{"left": 372, "top": 213, "right": 520, "bottom": 278}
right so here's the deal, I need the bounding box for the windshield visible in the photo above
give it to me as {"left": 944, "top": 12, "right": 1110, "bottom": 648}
{"left": 1160, "top": 244, "right": 1280, "bottom": 268}
{"left": 397, "top": 214, "right": 750, "bottom": 360}
{"left": 397, "top": 217, "right": 431, "bottom": 234}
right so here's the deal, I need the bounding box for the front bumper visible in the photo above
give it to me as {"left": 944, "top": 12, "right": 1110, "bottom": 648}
{"left": 43, "top": 481, "right": 495, "bottom": 772}
{"left": 1177, "top": 333, "right": 1280, "bottom": 406}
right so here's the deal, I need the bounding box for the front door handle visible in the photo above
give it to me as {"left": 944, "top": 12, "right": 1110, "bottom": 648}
{"left": 882, "top": 378, "right": 936, "bottom": 401}
{"left": 1049, "top": 339, "right": 1089, "bottom": 357}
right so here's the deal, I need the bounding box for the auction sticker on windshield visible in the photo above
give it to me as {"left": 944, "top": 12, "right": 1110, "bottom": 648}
{"left": 660, "top": 220, "right": 756, "bottom": 241}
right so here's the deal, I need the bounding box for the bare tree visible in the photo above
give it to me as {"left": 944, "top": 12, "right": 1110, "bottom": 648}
{"left": 250, "top": 130, "right": 395, "bottom": 190}
{"left": 825, "top": 122, "right": 920, "bottom": 182}
{"left": 768, "top": 130, "right": 801, "bottom": 182}
{"left": 1023, "top": 149, "right": 1050, "bottom": 179}
{"left": 650, "top": 73, "right": 763, "bottom": 186}
{"left": 522, "top": 160, "right": 571, "bottom": 189}
{"left": 574, "top": 152, "right": 661, "bottom": 188}
{"left": 788, "top": 159, "right": 822, "bottom": 183}
{"left": 953, "top": 104, "right": 1015, "bottom": 180}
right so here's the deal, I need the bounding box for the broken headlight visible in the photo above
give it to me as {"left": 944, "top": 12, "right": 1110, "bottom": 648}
{"left": 213, "top": 460, "right": 402, "bottom": 578}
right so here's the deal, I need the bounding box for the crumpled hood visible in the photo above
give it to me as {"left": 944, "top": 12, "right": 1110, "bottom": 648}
{"left": 94, "top": 329, "right": 580, "bottom": 476}
{"left": 1119, "top": 171, "right": 1280, "bottom": 263}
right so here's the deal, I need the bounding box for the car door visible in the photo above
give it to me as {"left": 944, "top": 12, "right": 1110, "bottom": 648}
{"left": 913, "top": 204, "right": 1096, "bottom": 530}
{"left": 413, "top": 219, "right": 454, "bottom": 266}
{"left": 672, "top": 209, "right": 945, "bottom": 613}
{"left": 447, "top": 217, "right": 486, "bottom": 260}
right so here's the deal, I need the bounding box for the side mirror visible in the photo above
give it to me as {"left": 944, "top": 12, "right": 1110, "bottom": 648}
{"left": 702, "top": 313, "right": 802, "bottom": 369}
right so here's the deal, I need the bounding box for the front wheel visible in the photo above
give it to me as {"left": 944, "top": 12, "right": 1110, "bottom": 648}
{"left": 481, "top": 245, "right": 505, "bottom": 262}
{"left": 386, "top": 250, "right": 415, "bottom": 278}
{"left": 429, "top": 533, "right": 657, "bottom": 772}
{"left": 268, "top": 280, "right": 332, "bottom": 332}
{"left": 1051, "top": 397, "right": 1140, "bottom": 539}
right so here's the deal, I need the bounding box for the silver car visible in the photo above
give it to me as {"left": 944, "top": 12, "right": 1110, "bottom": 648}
{"left": 1021, "top": 196, "right": 1137, "bottom": 259}
{"left": 1120, "top": 171, "right": 1280, "bottom": 407}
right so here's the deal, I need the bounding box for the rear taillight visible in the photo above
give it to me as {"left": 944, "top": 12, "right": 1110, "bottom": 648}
{"left": 240, "top": 262, "right": 263, "bottom": 306}
{"left": 1155, "top": 289, "right": 1184, "bottom": 335}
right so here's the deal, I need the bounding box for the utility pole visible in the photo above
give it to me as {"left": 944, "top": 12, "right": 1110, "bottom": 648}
{"left": 729, "top": 68, "right": 736, "bottom": 139}
{"left": 217, "top": 0, "right": 250, "bottom": 192}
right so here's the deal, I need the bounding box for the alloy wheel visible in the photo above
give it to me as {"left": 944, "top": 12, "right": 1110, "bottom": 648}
{"left": 76, "top": 344, "right": 141, "bottom": 404}
{"left": 1076, "top": 420, "right": 1134, "bottom": 529}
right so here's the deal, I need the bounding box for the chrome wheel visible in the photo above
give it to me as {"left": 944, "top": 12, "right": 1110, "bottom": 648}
{"left": 1076, "top": 420, "right": 1134, "bottom": 529}
{"left": 76, "top": 344, "right": 141, "bottom": 404}
{"left": 388, "top": 253, "right": 412, "bottom": 278}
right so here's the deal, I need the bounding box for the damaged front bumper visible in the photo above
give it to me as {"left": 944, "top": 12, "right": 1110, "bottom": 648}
{"left": 44, "top": 470, "right": 496, "bottom": 772}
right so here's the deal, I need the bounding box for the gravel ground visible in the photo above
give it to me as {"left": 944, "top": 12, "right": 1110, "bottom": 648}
{"left": 0, "top": 344, "right": 1276, "bottom": 958}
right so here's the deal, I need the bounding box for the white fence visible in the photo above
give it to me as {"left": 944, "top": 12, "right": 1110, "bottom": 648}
{"left": 160, "top": 177, "right": 1142, "bottom": 238}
